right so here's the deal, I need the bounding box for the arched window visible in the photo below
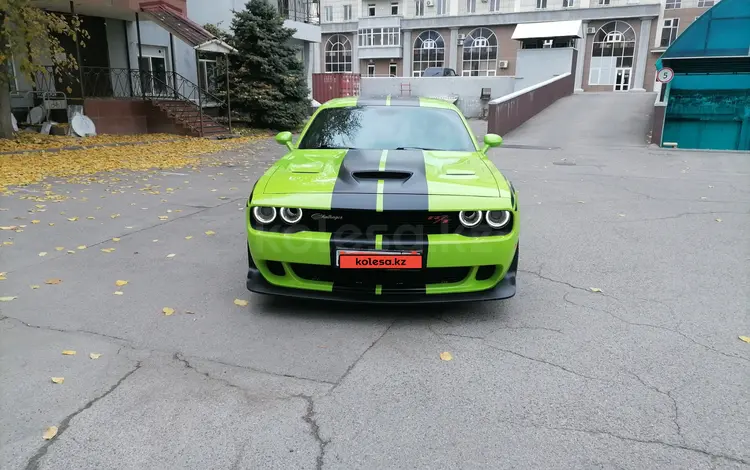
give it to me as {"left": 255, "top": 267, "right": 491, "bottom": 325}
{"left": 589, "top": 21, "right": 636, "bottom": 87}
{"left": 462, "top": 28, "right": 498, "bottom": 76}
{"left": 412, "top": 30, "right": 445, "bottom": 76}
{"left": 325, "top": 35, "right": 352, "bottom": 73}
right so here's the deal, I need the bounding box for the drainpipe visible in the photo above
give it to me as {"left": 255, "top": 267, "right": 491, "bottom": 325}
{"left": 70, "top": 1, "right": 85, "bottom": 100}
{"left": 123, "top": 20, "right": 133, "bottom": 97}
{"left": 195, "top": 49, "right": 204, "bottom": 137}
{"left": 135, "top": 12, "right": 145, "bottom": 99}
{"left": 225, "top": 54, "right": 232, "bottom": 134}
{"left": 169, "top": 33, "right": 178, "bottom": 99}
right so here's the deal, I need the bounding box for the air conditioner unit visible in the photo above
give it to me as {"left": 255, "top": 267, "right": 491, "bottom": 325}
{"left": 457, "top": 33, "right": 466, "bottom": 43}
{"left": 426, "top": 0, "right": 435, "bottom": 6}
{"left": 497, "top": 60, "right": 509, "bottom": 69}
{"left": 586, "top": 26, "right": 596, "bottom": 34}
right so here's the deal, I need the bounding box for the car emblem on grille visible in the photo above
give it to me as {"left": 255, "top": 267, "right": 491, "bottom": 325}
{"left": 311, "top": 213, "right": 343, "bottom": 220}
{"left": 427, "top": 215, "right": 450, "bottom": 224}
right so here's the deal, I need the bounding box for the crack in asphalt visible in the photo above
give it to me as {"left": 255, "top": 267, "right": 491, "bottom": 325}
{"left": 441, "top": 325, "right": 564, "bottom": 342}
{"left": 520, "top": 423, "right": 749, "bottom": 466}
{"left": 625, "top": 370, "right": 683, "bottom": 442}
{"left": 296, "top": 394, "right": 329, "bottom": 470}
{"left": 0, "top": 316, "right": 337, "bottom": 386}
{"left": 23, "top": 361, "right": 142, "bottom": 470}
{"left": 605, "top": 211, "right": 749, "bottom": 223}
{"left": 2, "top": 195, "right": 248, "bottom": 276}
{"left": 562, "top": 293, "right": 750, "bottom": 364}
{"left": 520, "top": 268, "right": 615, "bottom": 298}
{"left": 330, "top": 319, "right": 396, "bottom": 393}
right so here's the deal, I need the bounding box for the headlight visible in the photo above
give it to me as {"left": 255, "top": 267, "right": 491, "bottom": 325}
{"left": 252, "top": 206, "right": 276, "bottom": 224}
{"left": 486, "top": 210, "right": 511, "bottom": 229}
{"left": 458, "top": 210, "right": 483, "bottom": 228}
{"left": 279, "top": 207, "right": 303, "bottom": 224}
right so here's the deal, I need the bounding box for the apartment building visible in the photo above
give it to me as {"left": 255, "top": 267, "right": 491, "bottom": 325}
{"left": 318, "top": 0, "right": 720, "bottom": 92}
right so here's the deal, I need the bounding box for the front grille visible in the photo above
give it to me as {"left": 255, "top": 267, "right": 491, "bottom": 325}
{"left": 251, "top": 209, "right": 513, "bottom": 237}
{"left": 289, "top": 264, "right": 471, "bottom": 291}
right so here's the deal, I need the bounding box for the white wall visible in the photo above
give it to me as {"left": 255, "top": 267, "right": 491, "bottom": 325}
{"left": 359, "top": 76, "right": 515, "bottom": 117}
{"left": 513, "top": 47, "right": 575, "bottom": 91}
{"left": 129, "top": 20, "right": 199, "bottom": 86}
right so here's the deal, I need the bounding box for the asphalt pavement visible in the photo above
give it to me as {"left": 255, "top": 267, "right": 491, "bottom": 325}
{"left": 1, "top": 92, "right": 749, "bottom": 470}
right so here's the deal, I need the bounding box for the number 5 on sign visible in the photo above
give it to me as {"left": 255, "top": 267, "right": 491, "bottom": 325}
{"left": 657, "top": 67, "right": 674, "bottom": 83}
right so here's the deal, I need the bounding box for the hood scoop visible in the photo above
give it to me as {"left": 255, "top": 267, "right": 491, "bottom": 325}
{"left": 353, "top": 170, "right": 413, "bottom": 180}
{"left": 289, "top": 162, "right": 324, "bottom": 174}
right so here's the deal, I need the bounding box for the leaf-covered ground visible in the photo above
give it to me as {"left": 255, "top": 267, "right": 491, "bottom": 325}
{"left": 0, "top": 134, "right": 268, "bottom": 193}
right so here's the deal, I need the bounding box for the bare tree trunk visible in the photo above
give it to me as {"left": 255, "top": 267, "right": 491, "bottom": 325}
{"left": 0, "top": 15, "right": 14, "bottom": 139}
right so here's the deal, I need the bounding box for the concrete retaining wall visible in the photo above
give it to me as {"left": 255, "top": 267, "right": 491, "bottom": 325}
{"left": 487, "top": 72, "right": 574, "bottom": 137}
{"left": 359, "top": 76, "right": 515, "bottom": 118}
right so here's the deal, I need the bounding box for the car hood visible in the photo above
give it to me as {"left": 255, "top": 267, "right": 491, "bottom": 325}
{"left": 262, "top": 149, "right": 506, "bottom": 198}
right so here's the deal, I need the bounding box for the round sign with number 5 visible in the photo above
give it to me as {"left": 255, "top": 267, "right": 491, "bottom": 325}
{"left": 657, "top": 67, "right": 674, "bottom": 83}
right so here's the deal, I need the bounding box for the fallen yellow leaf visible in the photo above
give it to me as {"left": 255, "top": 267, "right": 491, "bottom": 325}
{"left": 185, "top": 236, "right": 193, "bottom": 240}
{"left": 38, "top": 252, "right": 47, "bottom": 257}
{"left": 51, "top": 377, "right": 64, "bottom": 384}
{"left": 166, "top": 253, "right": 176, "bottom": 258}
{"left": 30, "top": 285, "right": 40, "bottom": 289}
{"left": 113, "top": 291, "right": 123, "bottom": 295}
{"left": 2, "top": 241, "right": 12, "bottom": 245}
{"left": 67, "top": 217, "right": 78, "bottom": 222}
{"left": 0, "top": 226, "right": 18, "bottom": 230}
{"left": 739, "top": 336, "right": 750, "bottom": 343}
{"left": 716, "top": 218, "right": 722, "bottom": 222}
{"left": 0, "top": 272, "right": 5, "bottom": 280}
{"left": 43, "top": 426, "right": 58, "bottom": 440}
{"left": 31, "top": 220, "right": 40, "bottom": 224}
{"left": 589, "top": 287, "right": 602, "bottom": 293}
{"left": 48, "top": 222, "right": 55, "bottom": 226}
{"left": 55, "top": 246, "right": 64, "bottom": 251}
{"left": 77, "top": 245, "right": 87, "bottom": 250}
{"left": 0, "top": 296, "right": 17, "bottom": 301}
{"left": 158, "top": 215, "right": 169, "bottom": 220}
{"left": 89, "top": 353, "right": 101, "bottom": 359}
{"left": 440, "top": 351, "right": 453, "bottom": 361}
{"left": 112, "top": 237, "right": 120, "bottom": 242}
{"left": 101, "top": 248, "right": 115, "bottom": 253}
{"left": 162, "top": 307, "right": 175, "bottom": 316}
{"left": 87, "top": 216, "right": 95, "bottom": 220}
{"left": 61, "top": 350, "right": 76, "bottom": 355}
{"left": 234, "top": 299, "right": 248, "bottom": 307}
{"left": 115, "top": 280, "right": 128, "bottom": 287}
{"left": 45, "top": 278, "right": 63, "bottom": 285}
{"left": 205, "top": 230, "right": 215, "bottom": 236}
{"left": 110, "top": 214, "right": 120, "bottom": 219}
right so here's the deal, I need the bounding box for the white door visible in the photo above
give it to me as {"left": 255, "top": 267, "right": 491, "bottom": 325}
{"left": 614, "top": 67, "right": 632, "bottom": 92}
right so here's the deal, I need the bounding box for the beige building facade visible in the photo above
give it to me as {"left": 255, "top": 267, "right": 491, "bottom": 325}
{"left": 317, "top": 0, "right": 720, "bottom": 92}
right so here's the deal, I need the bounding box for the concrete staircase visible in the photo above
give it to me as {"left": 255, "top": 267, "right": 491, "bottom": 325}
{"left": 152, "top": 100, "right": 229, "bottom": 137}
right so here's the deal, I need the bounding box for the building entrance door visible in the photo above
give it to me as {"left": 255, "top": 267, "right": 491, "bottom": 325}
{"left": 614, "top": 67, "right": 632, "bottom": 91}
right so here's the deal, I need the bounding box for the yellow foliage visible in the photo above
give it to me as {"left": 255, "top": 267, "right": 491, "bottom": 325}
{"left": 0, "top": 136, "right": 257, "bottom": 192}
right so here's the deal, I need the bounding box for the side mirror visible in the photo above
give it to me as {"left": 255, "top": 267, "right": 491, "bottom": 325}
{"left": 481, "top": 133, "right": 503, "bottom": 154}
{"left": 275, "top": 131, "right": 294, "bottom": 151}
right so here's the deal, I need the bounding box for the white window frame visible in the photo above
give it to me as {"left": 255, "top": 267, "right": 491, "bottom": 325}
{"left": 324, "top": 6, "right": 333, "bottom": 22}
{"left": 415, "top": 0, "right": 425, "bottom": 16}
{"left": 324, "top": 34, "right": 353, "bottom": 73}
{"left": 389, "top": 63, "right": 398, "bottom": 76}
{"left": 368, "top": 3, "right": 376, "bottom": 16}
{"left": 437, "top": 0, "right": 448, "bottom": 15}
{"left": 462, "top": 28, "right": 499, "bottom": 77}
{"left": 660, "top": 18, "right": 679, "bottom": 48}
{"left": 358, "top": 28, "right": 401, "bottom": 47}
{"left": 198, "top": 58, "right": 218, "bottom": 93}
{"left": 697, "top": 0, "right": 714, "bottom": 7}
{"left": 536, "top": 0, "right": 547, "bottom": 9}
{"left": 563, "top": 0, "right": 575, "bottom": 7}
{"left": 588, "top": 20, "right": 636, "bottom": 86}
{"left": 413, "top": 30, "right": 445, "bottom": 76}
{"left": 466, "top": 0, "right": 476, "bottom": 13}
{"left": 488, "top": 0, "right": 501, "bottom": 11}
{"left": 665, "top": 0, "right": 681, "bottom": 9}
{"left": 343, "top": 4, "right": 352, "bottom": 20}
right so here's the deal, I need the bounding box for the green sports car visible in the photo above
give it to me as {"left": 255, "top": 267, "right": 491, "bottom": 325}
{"left": 245, "top": 96, "right": 519, "bottom": 303}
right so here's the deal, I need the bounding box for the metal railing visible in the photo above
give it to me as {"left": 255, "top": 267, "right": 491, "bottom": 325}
{"left": 278, "top": 0, "right": 320, "bottom": 23}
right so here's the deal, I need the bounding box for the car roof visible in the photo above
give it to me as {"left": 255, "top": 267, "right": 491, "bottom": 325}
{"left": 320, "top": 95, "right": 459, "bottom": 111}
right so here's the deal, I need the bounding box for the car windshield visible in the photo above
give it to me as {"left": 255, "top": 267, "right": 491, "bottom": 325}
{"left": 297, "top": 105, "right": 476, "bottom": 152}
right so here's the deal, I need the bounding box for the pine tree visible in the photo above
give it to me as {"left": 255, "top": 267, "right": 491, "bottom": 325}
{"left": 228, "top": 0, "right": 310, "bottom": 130}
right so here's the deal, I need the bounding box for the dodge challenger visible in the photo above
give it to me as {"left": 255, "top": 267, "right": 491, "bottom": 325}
{"left": 246, "top": 96, "right": 519, "bottom": 303}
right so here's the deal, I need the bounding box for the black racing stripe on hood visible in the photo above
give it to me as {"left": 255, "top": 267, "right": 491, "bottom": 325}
{"left": 330, "top": 149, "right": 383, "bottom": 211}
{"left": 382, "top": 150, "right": 429, "bottom": 211}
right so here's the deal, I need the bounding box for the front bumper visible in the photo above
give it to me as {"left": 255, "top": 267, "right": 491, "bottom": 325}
{"left": 246, "top": 222, "right": 519, "bottom": 302}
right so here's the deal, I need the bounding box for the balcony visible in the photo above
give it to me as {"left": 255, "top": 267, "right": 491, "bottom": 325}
{"left": 358, "top": 15, "right": 402, "bottom": 29}
{"left": 278, "top": 0, "right": 319, "bottom": 24}
{"left": 357, "top": 26, "right": 403, "bottom": 59}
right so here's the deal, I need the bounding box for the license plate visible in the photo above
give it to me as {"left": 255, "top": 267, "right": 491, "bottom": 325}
{"left": 337, "top": 250, "right": 422, "bottom": 269}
